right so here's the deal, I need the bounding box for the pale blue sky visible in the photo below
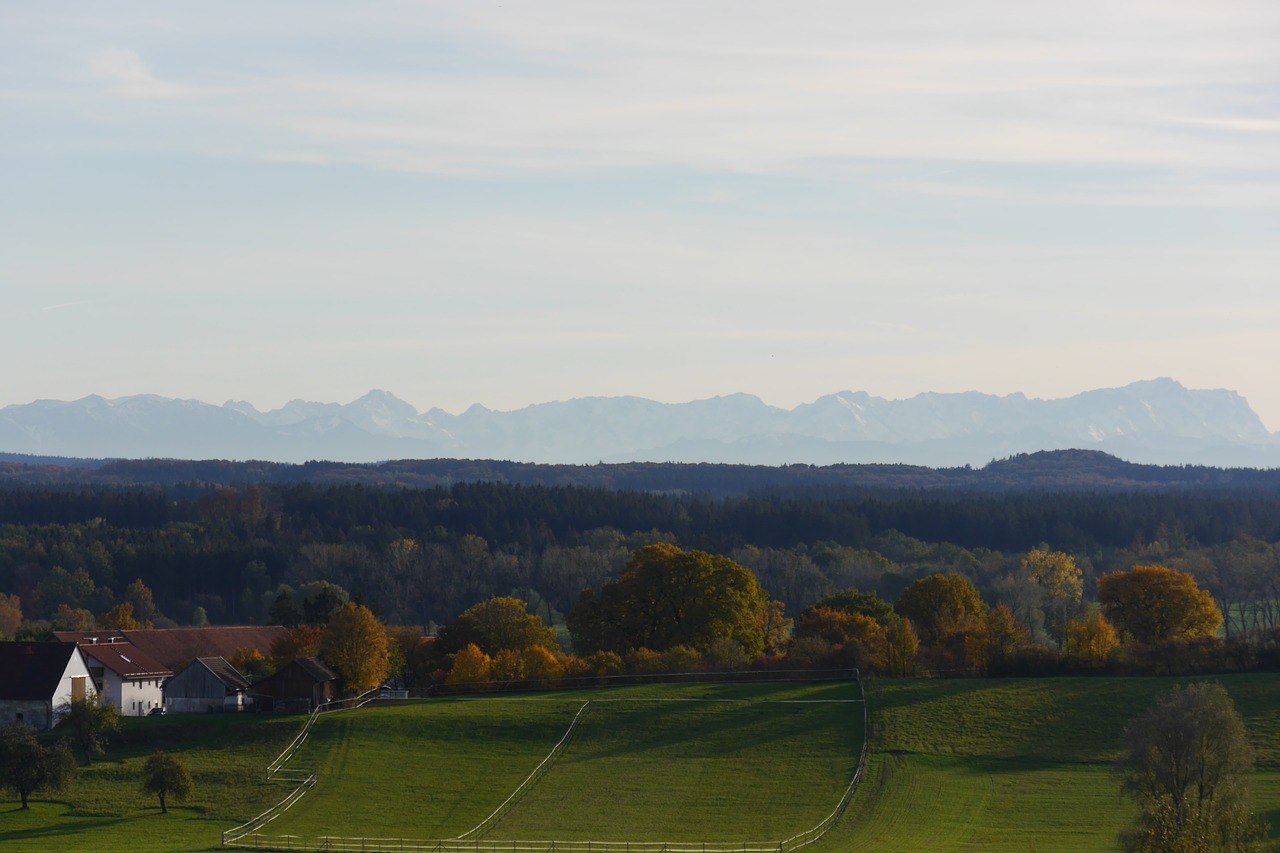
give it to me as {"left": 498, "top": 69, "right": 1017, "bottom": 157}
{"left": 3, "top": 2, "right": 1279, "bottom": 427}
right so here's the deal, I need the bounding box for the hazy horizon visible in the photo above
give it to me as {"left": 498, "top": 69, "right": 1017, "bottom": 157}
{"left": 5, "top": 3, "right": 1278, "bottom": 429}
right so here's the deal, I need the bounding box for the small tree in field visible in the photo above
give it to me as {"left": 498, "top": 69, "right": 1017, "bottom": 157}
{"left": 57, "top": 694, "right": 120, "bottom": 761}
{"left": 140, "top": 751, "right": 194, "bottom": 813}
{"left": 1116, "top": 682, "right": 1260, "bottom": 852}
{"left": 0, "top": 724, "right": 76, "bottom": 809}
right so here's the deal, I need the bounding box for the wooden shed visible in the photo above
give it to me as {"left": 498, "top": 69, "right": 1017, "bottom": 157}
{"left": 164, "top": 656, "right": 252, "bottom": 713}
{"left": 249, "top": 657, "right": 338, "bottom": 713}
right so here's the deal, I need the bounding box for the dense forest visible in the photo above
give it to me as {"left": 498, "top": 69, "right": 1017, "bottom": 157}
{"left": 5, "top": 448, "right": 1280, "bottom": 494}
{"left": 2, "top": 462, "right": 1279, "bottom": 644}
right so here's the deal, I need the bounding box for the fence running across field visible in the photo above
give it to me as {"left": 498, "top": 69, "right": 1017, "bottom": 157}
{"left": 222, "top": 689, "right": 382, "bottom": 847}
{"left": 223, "top": 672, "right": 869, "bottom": 853}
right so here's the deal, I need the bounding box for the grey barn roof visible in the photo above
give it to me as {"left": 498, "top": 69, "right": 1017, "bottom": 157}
{"left": 195, "top": 657, "right": 252, "bottom": 691}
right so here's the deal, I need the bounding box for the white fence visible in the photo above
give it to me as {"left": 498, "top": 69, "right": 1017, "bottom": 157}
{"left": 224, "top": 673, "right": 868, "bottom": 853}
{"left": 456, "top": 701, "right": 593, "bottom": 840}
{"left": 223, "top": 689, "right": 382, "bottom": 846}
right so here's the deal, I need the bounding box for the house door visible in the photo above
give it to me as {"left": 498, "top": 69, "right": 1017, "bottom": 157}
{"left": 71, "top": 676, "right": 87, "bottom": 701}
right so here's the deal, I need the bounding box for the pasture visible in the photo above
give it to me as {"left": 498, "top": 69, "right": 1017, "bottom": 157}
{"left": 2, "top": 674, "right": 1278, "bottom": 852}
{"left": 261, "top": 680, "right": 863, "bottom": 846}
{"left": 817, "top": 674, "right": 1280, "bottom": 852}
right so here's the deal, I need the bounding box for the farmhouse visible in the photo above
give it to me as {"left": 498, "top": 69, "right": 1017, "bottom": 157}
{"left": 251, "top": 656, "right": 338, "bottom": 713}
{"left": 165, "top": 656, "right": 253, "bottom": 713}
{"left": 0, "top": 641, "right": 97, "bottom": 730}
{"left": 54, "top": 625, "right": 287, "bottom": 673}
{"left": 78, "top": 639, "right": 172, "bottom": 717}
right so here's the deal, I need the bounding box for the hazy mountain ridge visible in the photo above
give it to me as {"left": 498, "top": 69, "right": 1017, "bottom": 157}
{"left": 1, "top": 379, "right": 1276, "bottom": 468}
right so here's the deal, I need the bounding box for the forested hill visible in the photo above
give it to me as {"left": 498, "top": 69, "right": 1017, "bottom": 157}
{"left": 0, "top": 449, "right": 1278, "bottom": 494}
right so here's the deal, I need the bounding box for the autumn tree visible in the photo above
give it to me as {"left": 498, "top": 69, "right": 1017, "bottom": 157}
{"left": 319, "top": 603, "right": 390, "bottom": 694}
{"left": 894, "top": 573, "right": 987, "bottom": 645}
{"left": 761, "top": 600, "right": 792, "bottom": 656}
{"left": 1116, "top": 682, "right": 1260, "bottom": 851}
{"left": 385, "top": 627, "right": 436, "bottom": 690}
{"left": 56, "top": 695, "right": 120, "bottom": 761}
{"left": 881, "top": 614, "right": 919, "bottom": 677}
{"left": 52, "top": 603, "right": 96, "bottom": 632}
{"left": 1097, "top": 565, "right": 1223, "bottom": 645}
{"left": 436, "top": 597, "right": 558, "bottom": 657}
{"left": 125, "top": 578, "right": 163, "bottom": 625}
{"left": 228, "top": 647, "right": 270, "bottom": 681}
{"left": 1022, "top": 549, "right": 1083, "bottom": 645}
{"left": 0, "top": 724, "right": 76, "bottom": 809}
{"left": 98, "top": 601, "right": 146, "bottom": 631}
{"left": 1064, "top": 611, "right": 1120, "bottom": 668}
{"left": 140, "top": 751, "right": 194, "bottom": 813}
{"left": 966, "top": 603, "right": 1030, "bottom": 675}
{"left": 520, "top": 645, "right": 565, "bottom": 687}
{"left": 0, "top": 593, "right": 22, "bottom": 640}
{"left": 809, "top": 588, "right": 895, "bottom": 623}
{"left": 269, "top": 624, "right": 325, "bottom": 670}
{"left": 446, "top": 644, "right": 492, "bottom": 686}
{"left": 568, "top": 544, "right": 768, "bottom": 658}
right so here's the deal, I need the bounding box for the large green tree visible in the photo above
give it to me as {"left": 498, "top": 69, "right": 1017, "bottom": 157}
{"left": 435, "top": 596, "right": 558, "bottom": 656}
{"left": 0, "top": 724, "right": 76, "bottom": 809}
{"left": 1116, "top": 682, "right": 1260, "bottom": 852}
{"left": 568, "top": 544, "right": 768, "bottom": 658}
{"left": 893, "top": 573, "right": 986, "bottom": 645}
{"left": 56, "top": 695, "right": 120, "bottom": 761}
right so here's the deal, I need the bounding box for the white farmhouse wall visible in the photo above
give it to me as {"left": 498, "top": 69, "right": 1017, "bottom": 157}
{"left": 101, "top": 671, "right": 165, "bottom": 717}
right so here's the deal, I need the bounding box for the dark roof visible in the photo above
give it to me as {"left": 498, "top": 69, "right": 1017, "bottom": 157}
{"left": 196, "top": 656, "right": 251, "bottom": 691}
{"left": 54, "top": 626, "right": 288, "bottom": 672}
{"left": 292, "top": 656, "right": 338, "bottom": 682}
{"left": 0, "top": 642, "right": 81, "bottom": 701}
{"left": 80, "top": 642, "right": 172, "bottom": 679}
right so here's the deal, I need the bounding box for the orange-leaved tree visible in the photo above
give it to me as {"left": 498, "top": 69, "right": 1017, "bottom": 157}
{"left": 269, "top": 624, "right": 325, "bottom": 670}
{"left": 1096, "top": 565, "right": 1222, "bottom": 645}
{"left": 98, "top": 601, "right": 147, "bottom": 631}
{"left": 320, "top": 603, "right": 390, "bottom": 694}
{"left": 1063, "top": 611, "right": 1120, "bottom": 668}
{"left": 446, "top": 644, "right": 492, "bottom": 686}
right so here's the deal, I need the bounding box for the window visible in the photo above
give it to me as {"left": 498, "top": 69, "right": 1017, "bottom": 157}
{"left": 71, "top": 676, "right": 87, "bottom": 701}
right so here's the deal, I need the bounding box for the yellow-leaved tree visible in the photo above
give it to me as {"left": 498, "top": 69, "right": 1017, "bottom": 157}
{"left": 320, "top": 603, "right": 390, "bottom": 694}
{"left": 1097, "top": 565, "right": 1222, "bottom": 644}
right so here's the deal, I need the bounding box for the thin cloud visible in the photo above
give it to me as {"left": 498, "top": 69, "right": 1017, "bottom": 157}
{"left": 90, "top": 48, "right": 208, "bottom": 99}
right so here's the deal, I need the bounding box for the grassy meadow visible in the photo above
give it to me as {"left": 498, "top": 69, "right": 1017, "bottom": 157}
{"left": 3, "top": 674, "right": 1279, "bottom": 852}
{"left": 266, "top": 680, "right": 863, "bottom": 844}
{"left": 0, "top": 712, "right": 303, "bottom": 852}
{"left": 815, "top": 674, "right": 1280, "bottom": 852}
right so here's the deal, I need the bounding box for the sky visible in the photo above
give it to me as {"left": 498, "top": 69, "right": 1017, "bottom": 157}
{"left": 3, "top": 2, "right": 1279, "bottom": 428}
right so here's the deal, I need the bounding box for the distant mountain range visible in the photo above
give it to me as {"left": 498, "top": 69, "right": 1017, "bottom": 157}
{"left": 1, "top": 378, "right": 1277, "bottom": 468}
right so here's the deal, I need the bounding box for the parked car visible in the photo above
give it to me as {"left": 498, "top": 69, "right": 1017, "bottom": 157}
{"left": 148, "top": 706, "right": 167, "bottom": 716}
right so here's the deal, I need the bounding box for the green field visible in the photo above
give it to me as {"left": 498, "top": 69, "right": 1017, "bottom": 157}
{"left": 3, "top": 674, "right": 1279, "bottom": 852}
{"left": 265, "top": 680, "right": 863, "bottom": 844}
{"left": 813, "top": 674, "right": 1280, "bottom": 852}
{"left": 0, "top": 713, "right": 303, "bottom": 853}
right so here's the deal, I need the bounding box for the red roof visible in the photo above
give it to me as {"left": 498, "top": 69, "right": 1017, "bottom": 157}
{"left": 54, "top": 626, "right": 288, "bottom": 673}
{"left": 79, "top": 642, "right": 171, "bottom": 679}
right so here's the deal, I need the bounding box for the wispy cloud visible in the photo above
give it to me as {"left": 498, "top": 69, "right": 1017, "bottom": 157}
{"left": 90, "top": 48, "right": 209, "bottom": 99}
